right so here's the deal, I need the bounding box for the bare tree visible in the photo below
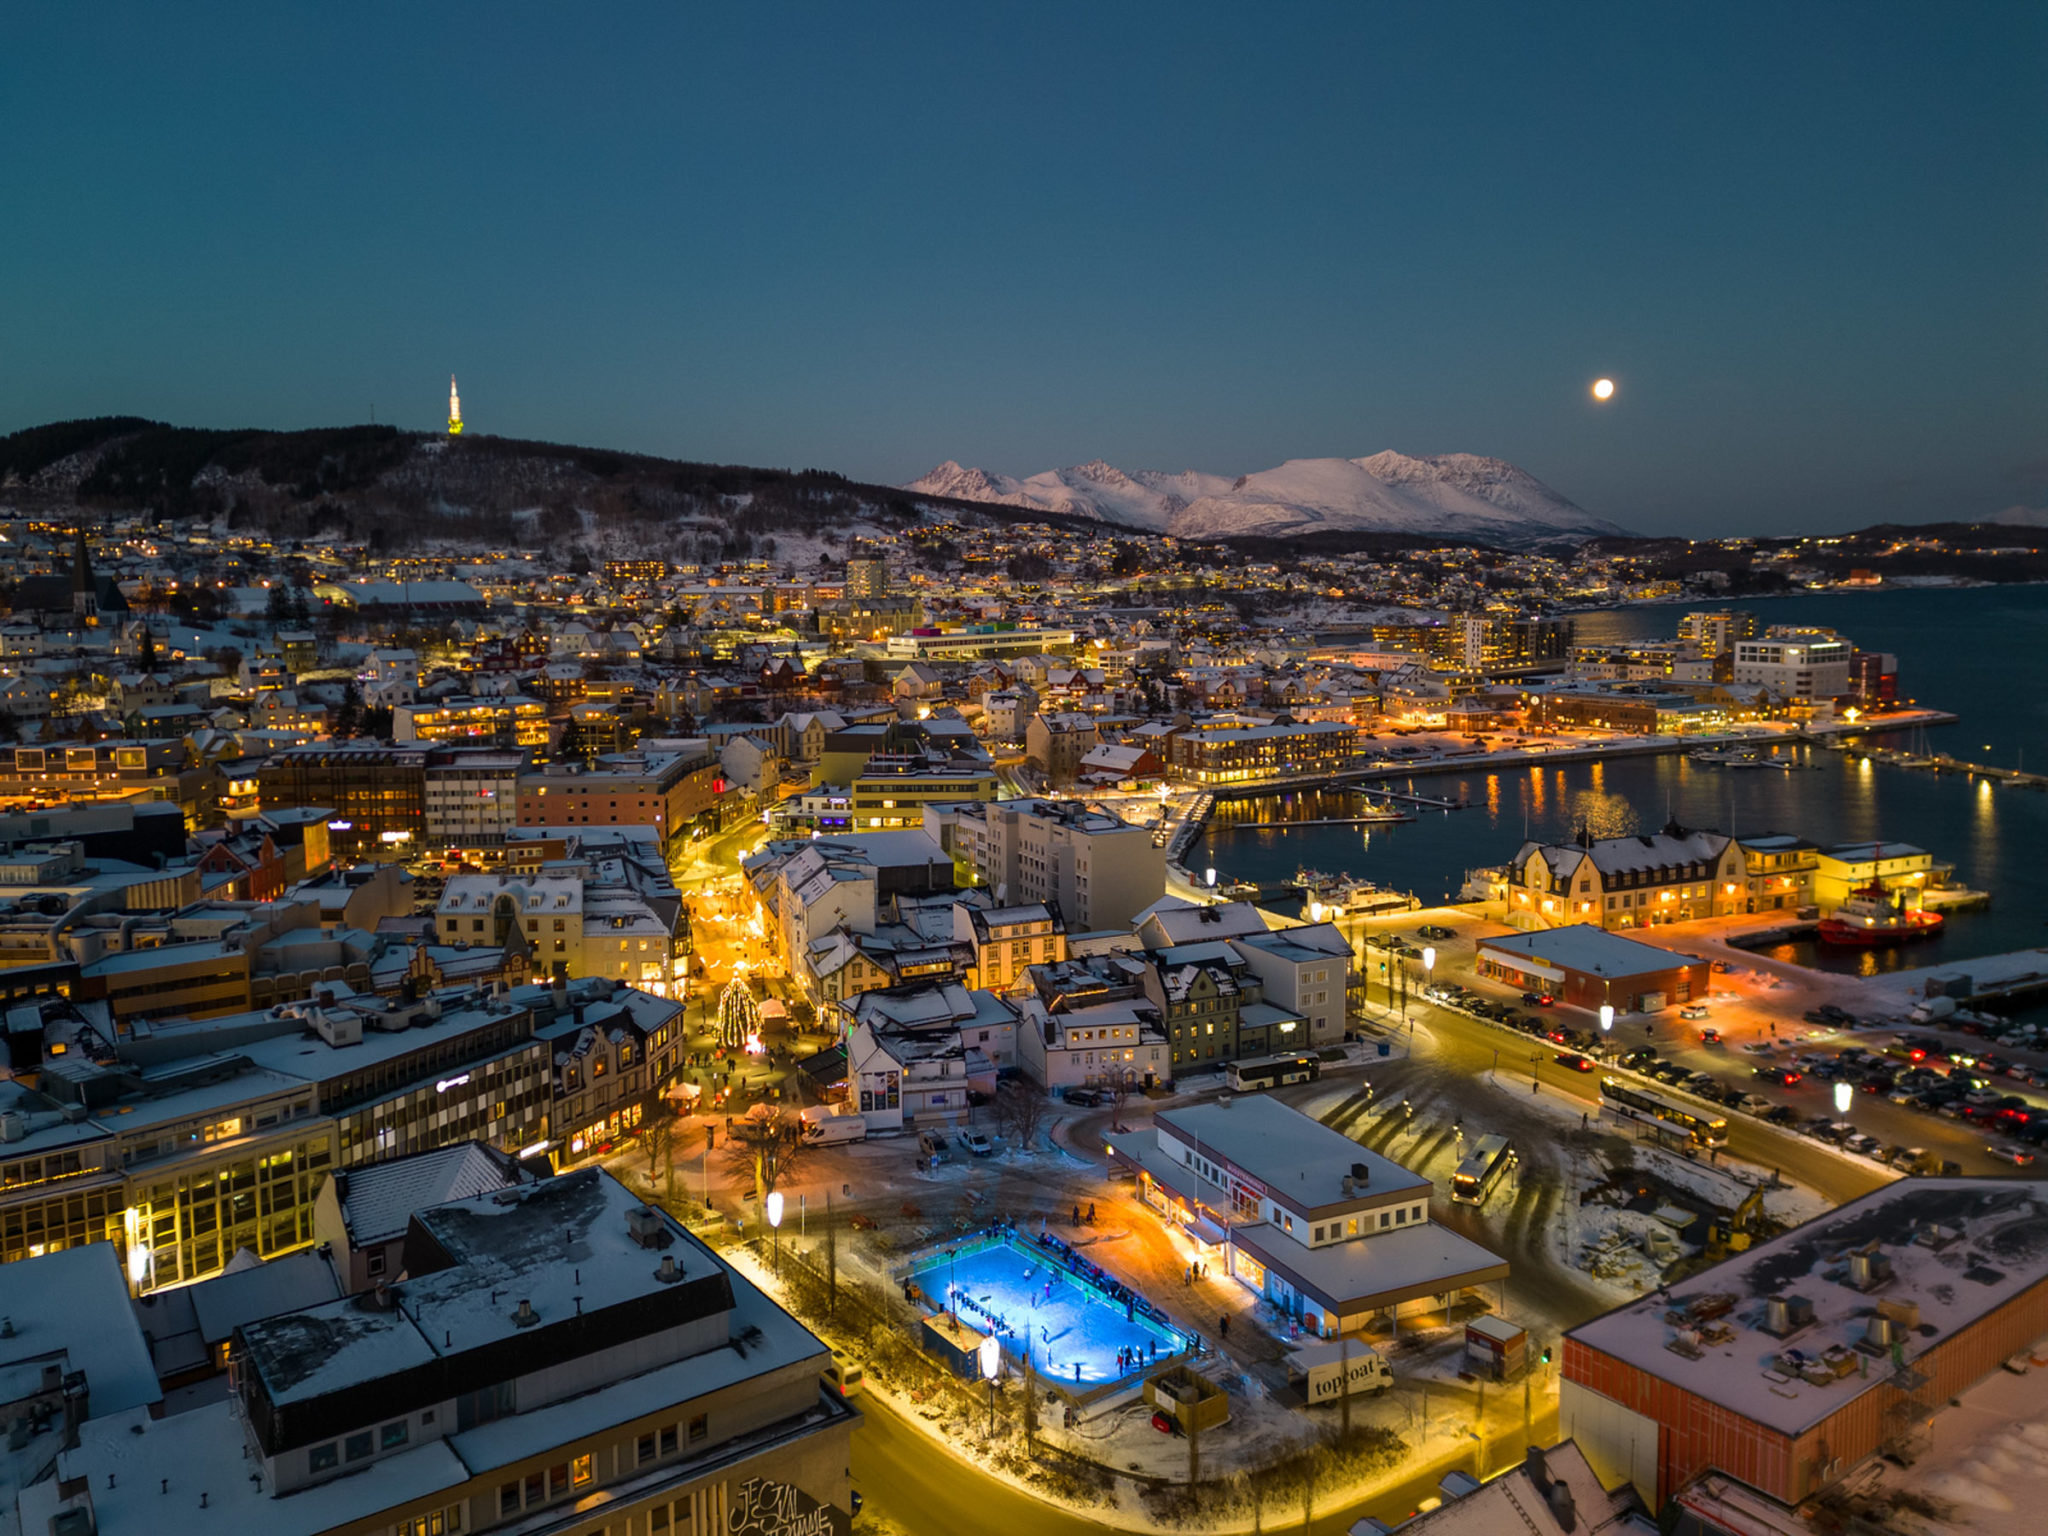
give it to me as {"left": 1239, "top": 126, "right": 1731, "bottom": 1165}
{"left": 643, "top": 1108, "right": 677, "bottom": 1204}
{"left": 723, "top": 1107, "right": 810, "bottom": 1207}
{"left": 993, "top": 1079, "right": 1050, "bottom": 1151}
{"left": 1107, "top": 1067, "right": 1139, "bottom": 1133}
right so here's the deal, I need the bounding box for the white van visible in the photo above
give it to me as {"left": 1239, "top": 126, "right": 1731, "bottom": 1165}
{"left": 800, "top": 1108, "right": 868, "bottom": 1146}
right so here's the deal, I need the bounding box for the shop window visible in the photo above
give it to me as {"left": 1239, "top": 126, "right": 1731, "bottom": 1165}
{"left": 310, "top": 1443, "right": 338, "bottom": 1473}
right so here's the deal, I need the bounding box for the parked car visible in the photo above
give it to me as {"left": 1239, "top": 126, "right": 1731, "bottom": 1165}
{"left": 1417, "top": 925, "right": 1454, "bottom": 941}
{"left": 958, "top": 1129, "right": 995, "bottom": 1157}
{"left": 1764, "top": 1105, "right": 1800, "bottom": 1125}
{"left": 1679, "top": 1005, "right": 1710, "bottom": 1021}
{"left": 1063, "top": 1088, "right": 1105, "bottom": 1108}
{"left": 1741, "top": 1041, "right": 1778, "bottom": 1057}
{"left": 917, "top": 1130, "right": 949, "bottom": 1160}
{"left": 1736, "top": 1093, "right": 1774, "bottom": 1114}
{"left": 1621, "top": 1047, "right": 1660, "bottom": 1070}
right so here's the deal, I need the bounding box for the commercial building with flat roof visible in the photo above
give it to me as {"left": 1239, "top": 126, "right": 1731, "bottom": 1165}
{"left": 1561, "top": 1176, "right": 2048, "bottom": 1514}
{"left": 20, "top": 1167, "right": 856, "bottom": 1536}
{"left": 1477, "top": 925, "right": 1710, "bottom": 1015}
{"left": 1108, "top": 1095, "right": 1508, "bottom": 1338}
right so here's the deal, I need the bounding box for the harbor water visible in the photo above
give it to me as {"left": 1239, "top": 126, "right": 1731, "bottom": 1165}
{"left": 1196, "top": 586, "right": 2048, "bottom": 977}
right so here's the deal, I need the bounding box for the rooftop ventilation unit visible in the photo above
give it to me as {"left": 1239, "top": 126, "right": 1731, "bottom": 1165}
{"left": 1848, "top": 1251, "right": 1894, "bottom": 1291}
{"left": 625, "top": 1206, "right": 670, "bottom": 1249}
{"left": 513, "top": 1298, "right": 539, "bottom": 1328}
{"left": 1762, "top": 1295, "right": 1815, "bottom": 1337}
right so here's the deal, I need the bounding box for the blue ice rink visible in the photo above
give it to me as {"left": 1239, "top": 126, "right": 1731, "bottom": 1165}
{"left": 912, "top": 1235, "right": 1186, "bottom": 1386}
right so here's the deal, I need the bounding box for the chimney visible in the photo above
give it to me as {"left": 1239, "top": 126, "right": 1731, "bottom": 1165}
{"left": 1349, "top": 1161, "right": 1370, "bottom": 1187}
{"left": 513, "top": 1298, "right": 539, "bottom": 1328}
{"left": 655, "top": 1254, "right": 682, "bottom": 1284}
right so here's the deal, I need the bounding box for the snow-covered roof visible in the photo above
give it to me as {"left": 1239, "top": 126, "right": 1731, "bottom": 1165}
{"left": 1567, "top": 1177, "right": 2048, "bottom": 1436}
{"left": 188, "top": 1249, "right": 341, "bottom": 1347}
{"left": 1478, "top": 925, "right": 1706, "bottom": 982}
{"left": 1231, "top": 1217, "right": 1510, "bottom": 1313}
{"left": 1386, "top": 1440, "right": 1651, "bottom": 1536}
{"left": 0, "top": 1244, "right": 160, "bottom": 1418}
{"left": 1155, "top": 1096, "right": 1430, "bottom": 1212}
{"left": 334, "top": 1142, "right": 527, "bottom": 1248}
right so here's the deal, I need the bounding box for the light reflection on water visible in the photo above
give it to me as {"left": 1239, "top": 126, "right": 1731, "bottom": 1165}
{"left": 1197, "top": 745, "right": 2048, "bottom": 974}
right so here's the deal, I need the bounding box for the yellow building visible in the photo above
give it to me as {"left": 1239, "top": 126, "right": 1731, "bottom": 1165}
{"left": 1507, "top": 826, "right": 1746, "bottom": 931}
{"left": 1813, "top": 840, "right": 1935, "bottom": 909}
{"left": 848, "top": 756, "right": 998, "bottom": 829}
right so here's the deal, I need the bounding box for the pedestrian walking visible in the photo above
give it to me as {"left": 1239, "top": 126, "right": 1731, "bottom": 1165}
{"left": 1072, "top": 1203, "right": 1081, "bottom": 1227}
{"left": 1087, "top": 1203, "right": 1096, "bottom": 1224}
{"left": 1219, "top": 1313, "right": 1230, "bottom": 1339}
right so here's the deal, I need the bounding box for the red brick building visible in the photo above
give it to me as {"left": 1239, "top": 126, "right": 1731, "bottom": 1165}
{"left": 1561, "top": 1178, "right": 2048, "bottom": 1514}
{"left": 1476, "top": 925, "right": 1710, "bottom": 1014}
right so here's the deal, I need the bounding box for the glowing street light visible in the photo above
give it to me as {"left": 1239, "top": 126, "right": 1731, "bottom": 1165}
{"left": 1421, "top": 946, "right": 1436, "bottom": 995}
{"left": 1833, "top": 1080, "right": 1853, "bottom": 1118}
{"left": 979, "top": 1332, "right": 1002, "bottom": 1438}
{"left": 1599, "top": 1004, "right": 1615, "bottom": 1035}
{"left": 766, "top": 1190, "right": 784, "bottom": 1273}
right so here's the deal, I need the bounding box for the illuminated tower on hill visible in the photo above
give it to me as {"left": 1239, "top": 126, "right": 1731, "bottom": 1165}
{"left": 448, "top": 375, "right": 464, "bottom": 436}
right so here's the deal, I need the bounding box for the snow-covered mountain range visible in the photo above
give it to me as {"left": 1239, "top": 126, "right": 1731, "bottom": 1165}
{"left": 906, "top": 451, "right": 1627, "bottom": 545}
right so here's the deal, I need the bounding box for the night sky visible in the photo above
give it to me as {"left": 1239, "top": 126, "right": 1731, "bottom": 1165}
{"left": 3, "top": 3, "right": 2042, "bottom": 535}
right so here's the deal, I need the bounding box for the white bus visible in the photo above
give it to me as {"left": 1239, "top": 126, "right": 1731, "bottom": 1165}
{"left": 1226, "top": 1054, "right": 1321, "bottom": 1092}
{"left": 1450, "top": 1134, "right": 1514, "bottom": 1204}
{"left": 1600, "top": 1077, "right": 1729, "bottom": 1149}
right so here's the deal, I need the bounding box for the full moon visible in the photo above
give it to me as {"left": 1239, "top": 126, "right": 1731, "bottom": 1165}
{"left": 1591, "top": 378, "right": 1616, "bottom": 401}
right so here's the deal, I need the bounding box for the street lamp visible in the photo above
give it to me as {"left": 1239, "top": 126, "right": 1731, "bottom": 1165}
{"left": 1422, "top": 946, "right": 1436, "bottom": 1000}
{"left": 1833, "top": 1080, "right": 1853, "bottom": 1118}
{"left": 1599, "top": 1004, "right": 1614, "bottom": 1037}
{"left": 766, "top": 1190, "right": 784, "bottom": 1273}
{"left": 979, "top": 1332, "right": 1002, "bottom": 1439}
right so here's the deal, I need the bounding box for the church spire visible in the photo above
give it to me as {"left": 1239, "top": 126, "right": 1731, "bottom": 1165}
{"left": 448, "top": 375, "right": 464, "bottom": 436}
{"left": 70, "top": 526, "right": 97, "bottom": 620}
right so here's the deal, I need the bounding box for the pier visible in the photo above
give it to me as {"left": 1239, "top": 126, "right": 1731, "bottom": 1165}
{"left": 1830, "top": 743, "right": 2046, "bottom": 789}
{"left": 1212, "top": 812, "right": 1415, "bottom": 830}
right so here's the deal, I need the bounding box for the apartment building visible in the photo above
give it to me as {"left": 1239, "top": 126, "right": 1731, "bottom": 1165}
{"left": 516, "top": 745, "right": 723, "bottom": 852}
{"left": 437, "top": 839, "right": 686, "bottom": 996}
{"left": 922, "top": 797, "right": 1164, "bottom": 932}
{"left": 1014, "top": 954, "right": 1169, "bottom": 1093}
{"left": 395, "top": 694, "right": 550, "bottom": 749}
{"left": 1230, "top": 922, "right": 1352, "bottom": 1050}
{"left": 1732, "top": 626, "right": 1852, "bottom": 703}
{"left": 1174, "top": 719, "right": 1358, "bottom": 784}
{"left": 1024, "top": 711, "right": 1098, "bottom": 787}
{"left": 424, "top": 749, "right": 525, "bottom": 848}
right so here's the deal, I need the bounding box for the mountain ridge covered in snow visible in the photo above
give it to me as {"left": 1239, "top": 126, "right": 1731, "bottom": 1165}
{"left": 906, "top": 450, "right": 1628, "bottom": 545}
